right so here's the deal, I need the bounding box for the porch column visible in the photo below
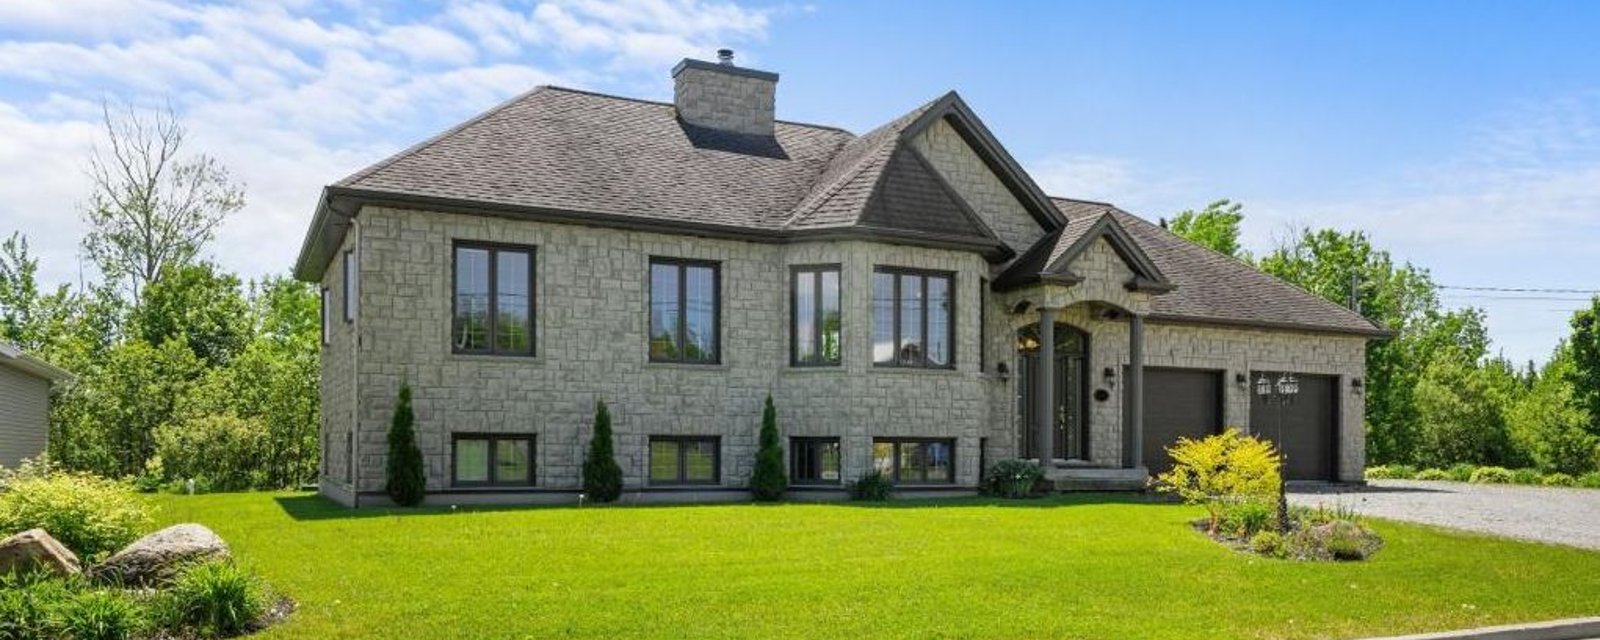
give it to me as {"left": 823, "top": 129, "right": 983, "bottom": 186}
{"left": 1036, "top": 307, "right": 1056, "bottom": 466}
{"left": 1128, "top": 313, "right": 1145, "bottom": 469}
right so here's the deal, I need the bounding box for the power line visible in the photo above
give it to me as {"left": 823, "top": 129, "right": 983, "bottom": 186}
{"left": 1439, "top": 285, "right": 1600, "bottom": 294}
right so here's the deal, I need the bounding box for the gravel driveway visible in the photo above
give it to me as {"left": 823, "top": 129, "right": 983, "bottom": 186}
{"left": 1288, "top": 480, "right": 1600, "bottom": 550}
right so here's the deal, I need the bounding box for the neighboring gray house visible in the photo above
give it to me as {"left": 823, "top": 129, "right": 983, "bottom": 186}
{"left": 295, "top": 52, "right": 1386, "bottom": 507}
{"left": 0, "top": 343, "right": 71, "bottom": 469}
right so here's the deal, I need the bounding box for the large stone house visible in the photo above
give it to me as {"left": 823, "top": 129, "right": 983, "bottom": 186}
{"left": 295, "top": 52, "right": 1385, "bottom": 507}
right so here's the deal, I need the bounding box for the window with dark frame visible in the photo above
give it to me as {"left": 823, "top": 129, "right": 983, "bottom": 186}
{"left": 648, "top": 436, "right": 720, "bottom": 485}
{"left": 451, "top": 434, "right": 535, "bottom": 486}
{"left": 342, "top": 249, "right": 357, "bottom": 323}
{"left": 319, "top": 287, "right": 330, "bottom": 346}
{"left": 872, "top": 267, "right": 954, "bottom": 368}
{"left": 649, "top": 258, "right": 720, "bottom": 364}
{"left": 791, "top": 265, "right": 841, "bottom": 366}
{"left": 789, "top": 437, "right": 841, "bottom": 484}
{"left": 871, "top": 438, "right": 955, "bottom": 484}
{"left": 452, "top": 242, "right": 535, "bottom": 356}
{"left": 978, "top": 277, "right": 988, "bottom": 371}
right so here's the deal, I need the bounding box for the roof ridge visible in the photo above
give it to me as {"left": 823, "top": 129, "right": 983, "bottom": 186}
{"left": 537, "top": 85, "right": 857, "bottom": 135}
{"left": 783, "top": 136, "right": 897, "bottom": 227}
{"left": 1047, "top": 195, "right": 1117, "bottom": 207}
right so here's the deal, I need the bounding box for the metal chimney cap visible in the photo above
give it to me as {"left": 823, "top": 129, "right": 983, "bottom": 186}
{"left": 717, "top": 48, "right": 734, "bottom": 65}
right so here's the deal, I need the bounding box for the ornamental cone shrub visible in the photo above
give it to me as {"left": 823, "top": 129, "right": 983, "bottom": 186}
{"left": 385, "top": 383, "right": 426, "bottom": 506}
{"left": 750, "top": 394, "right": 787, "bottom": 501}
{"left": 583, "top": 400, "right": 624, "bottom": 503}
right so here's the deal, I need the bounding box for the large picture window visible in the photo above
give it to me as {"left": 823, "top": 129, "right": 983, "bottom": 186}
{"left": 790, "top": 437, "right": 841, "bottom": 484}
{"left": 649, "top": 436, "right": 720, "bottom": 485}
{"left": 872, "top": 268, "right": 954, "bottom": 368}
{"left": 791, "top": 265, "right": 841, "bottom": 366}
{"left": 453, "top": 243, "right": 535, "bottom": 356}
{"left": 649, "top": 258, "right": 719, "bottom": 364}
{"left": 452, "top": 434, "right": 535, "bottom": 486}
{"left": 872, "top": 438, "right": 955, "bottom": 484}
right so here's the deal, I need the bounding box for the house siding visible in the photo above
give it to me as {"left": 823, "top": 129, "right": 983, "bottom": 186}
{"left": 343, "top": 207, "right": 993, "bottom": 501}
{"left": 909, "top": 117, "right": 1047, "bottom": 254}
{"left": 0, "top": 363, "right": 51, "bottom": 469}
{"left": 317, "top": 224, "right": 360, "bottom": 503}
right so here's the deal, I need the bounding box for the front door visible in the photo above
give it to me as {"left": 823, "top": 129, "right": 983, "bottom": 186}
{"left": 1016, "top": 323, "right": 1089, "bottom": 461}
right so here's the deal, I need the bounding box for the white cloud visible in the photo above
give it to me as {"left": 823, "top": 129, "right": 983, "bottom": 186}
{"left": 0, "top": 0, "right": 775, "bottom": 289}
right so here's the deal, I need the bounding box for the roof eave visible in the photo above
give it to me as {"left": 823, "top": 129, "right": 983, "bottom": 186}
{"left": 1144, "top": 313, "right": 1395, "bottom": 338}
{"left": 0, "top": 344, "right": 74, "bottom": 384}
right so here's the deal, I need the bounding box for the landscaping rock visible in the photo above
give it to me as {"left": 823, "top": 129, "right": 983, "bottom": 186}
{"left": 0, "top": 528, "right": 82, "bottom": 576}
{"left": 91, "top": 523, "right": 230, "bottom": 586}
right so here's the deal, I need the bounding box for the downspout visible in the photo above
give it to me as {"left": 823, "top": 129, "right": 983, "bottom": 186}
{"left": 349, "top": 216, "right": 362, "bottom": 508}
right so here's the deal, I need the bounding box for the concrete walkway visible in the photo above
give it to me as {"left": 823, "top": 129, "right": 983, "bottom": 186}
{"left": 1288, "top": 480, "right": 1600, "bottom": 550}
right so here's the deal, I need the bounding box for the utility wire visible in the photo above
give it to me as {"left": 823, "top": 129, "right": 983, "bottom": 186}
{"left": 1439, "top": 285, "right": 1600, "bottom": 294}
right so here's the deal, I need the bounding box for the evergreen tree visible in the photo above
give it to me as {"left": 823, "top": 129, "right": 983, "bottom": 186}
{"left": 583, "top": 399, "right": 624, "bottom": 502}
{"left": 385, "top": 383, "right": 426, "bottom": 506}
{"left": 750, "top": 394, "right": 787, "bottom": 501}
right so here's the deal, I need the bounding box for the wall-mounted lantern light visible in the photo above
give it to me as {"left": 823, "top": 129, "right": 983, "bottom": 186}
{"left": 1102, "top": 367, "right": 1116, "bottom": 387}
{"left": 1351, "top": 377, "right": 1364, "bottom": 396}
{"left": 1234, "top": 372, "right": 1248, "bottom": 385}
{"left": 996, "top": 362, "right": 1010, "bottom": 382}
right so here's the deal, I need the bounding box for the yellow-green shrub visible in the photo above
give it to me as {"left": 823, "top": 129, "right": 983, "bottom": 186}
{"left": 1153, "top": 428, "right": 1281, "bottom": 533}
{"left": 0, "top": 459, "right": 152, "bottom": 561}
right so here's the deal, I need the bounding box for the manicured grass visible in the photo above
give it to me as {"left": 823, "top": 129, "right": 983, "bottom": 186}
{"left": 148, "top": 492, "right": 1600, "bottom": 639}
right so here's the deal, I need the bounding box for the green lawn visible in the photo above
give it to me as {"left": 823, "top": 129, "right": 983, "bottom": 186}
{"left": 147, "top": 492, "right": 1600, "bottom": 639}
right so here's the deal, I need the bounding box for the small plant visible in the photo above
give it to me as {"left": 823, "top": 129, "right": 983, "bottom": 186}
{"left": 1415, "top": 468, "right": 1450, "bottom": 481}
{"left": 1219, "top": 500, "right": 1276, "bottom": 538}
{"left": 1579, "top": 471, "right": 1600, "bottom": 488}
{"left": 1468, "top": 466, "right": 1513, "bottom": 484}
{"left": 1249, "top": 530, "right": 1285, "bottom": 558}
{"left": 1446, "top": 463, "right": 1476, "bottom": 482}
{"left": 1364, "top": 465, "right": 1416, "bottom": 480}
{"left": 1321, "top": 521, "right": 1376, "bottom": 561}
{"left": 749, "top": 395, "right": 787, "bottom": 501}
{"left": 983, "top": 459, "right": 1044, "bottom": 498}
{"left": 56, "top": 589, "right": 145, "bottom": 640}
{"left": 582, "top": 400, "right": 624, "bottom": 503}
{"left": 1541, "top": 472, "right": 1577, "bottom": 487}
{"left": 847, "top": 470, "right": 894, "bottom": 501}
{"left": 0, "top": 459, "right": 153, "bottom": 561}
{"left": 385, "top": 383, "right": 426, "bottom": 506}
{"left": 168, "top": 560, "right": 269, "bottom": 637}
{"left": 1152, "top": 428, "right": 1281, "bottom": 533}
{"left": 0, "top": 571, "right": 73, "bottom": 640}
{"left": 1510, "top": 468, "right": 1542, "bottom": 485}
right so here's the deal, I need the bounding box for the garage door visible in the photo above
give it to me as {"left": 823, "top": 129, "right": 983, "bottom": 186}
{"left": 1249, "top": 372, "right": 1338, "bottom": 481}
{"left": 1129, "top": 368, "right": 1224, "bottom": 476}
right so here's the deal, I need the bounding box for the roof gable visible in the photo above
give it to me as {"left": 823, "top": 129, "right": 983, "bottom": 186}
{"left": 994, "top": 209, "right": 1171, "bottom": 291}
{"left": 898, "top": 92, "right": 1065, "bottom": 233}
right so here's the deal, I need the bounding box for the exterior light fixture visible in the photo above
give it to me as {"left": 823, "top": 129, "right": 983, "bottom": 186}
{"left": 1254, "top": 373, "right": 1272, "bottom": 398}
{"left": 1235, "top": 372, "right": 1248, "bottom": 385}
{"left": 1351, "top": 377, "right": 1364, "bottom": 395}
{"left": 996, "top": 362, "right": 1010, "bottom": 381}
{"left": 1103, "top": 367, "right": 1116, "bottom": 388}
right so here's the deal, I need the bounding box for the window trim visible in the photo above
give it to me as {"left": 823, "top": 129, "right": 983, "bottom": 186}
{"left": 872, "top": 437, "right": 956, "bottom": 485}
{"left": 872, "top": 266, "right": 957, "bottom": 369}
{"left": 342, "top": 249, "right": 357, "bottom": 323}
{"left": 789, "top": 436, "right": 842, "bottom": 485}
{"left": 450, "top": 433, "right": 536, "bottom": 487}
{"left": 790, "top": 264, "right": 842, "bottom": 367}
{"left": 319, "top": 286, "right": 330, "bottom": 347}
{"left": 647, "top": 435, "right": 722, "bottom": 485}
{"left": 451, "top": 241, "right": 537, "bottom": 357}
{"left": 978, "top": 277, "right": 988, "bottom": 372}
{"left": 647, "top": 257, "right": 722, "bottom": 365}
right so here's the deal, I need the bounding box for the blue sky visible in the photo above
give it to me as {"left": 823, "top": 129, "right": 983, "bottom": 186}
{"left": 0, "top": 0, "right": 1596, "bottom": 365}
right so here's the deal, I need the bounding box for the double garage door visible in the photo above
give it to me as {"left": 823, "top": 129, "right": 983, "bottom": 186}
{"left": 1132, "top": 368, "right": 1338, "bottom": 481}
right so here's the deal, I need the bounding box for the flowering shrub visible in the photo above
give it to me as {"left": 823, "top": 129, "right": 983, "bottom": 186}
{"left": 982, "top": 459, "right": 1044, "bottom": 498}
{"left": 1153, "top": 428, "right": 1281, "bottom": 534}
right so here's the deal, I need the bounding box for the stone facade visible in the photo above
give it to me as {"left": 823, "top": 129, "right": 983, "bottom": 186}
{"left": 909, "top": 118, "right": 1046, "bottom": 253}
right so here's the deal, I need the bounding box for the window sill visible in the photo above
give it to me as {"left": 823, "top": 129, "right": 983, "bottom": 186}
{"left": 445, "top": 485, "right": 541, "bottom": 493}
{"left": 782, "top": 365, "right": 845, "bottom": 374}
{"left": 643, "top": 361, "right": 729, "bottom": 371}
{"left": 448, "top": 352, "right": 543, "bottom": 365}
{"left": 871, "top": 365, "right": 963, "bottom": 376}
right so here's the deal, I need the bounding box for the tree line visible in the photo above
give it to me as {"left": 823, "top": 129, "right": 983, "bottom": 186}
{"left": 0, "top": 102, "right": 320, "bottom": 491}
{"left": 1170, "top": 200, "right": 1600, "bottom": 475}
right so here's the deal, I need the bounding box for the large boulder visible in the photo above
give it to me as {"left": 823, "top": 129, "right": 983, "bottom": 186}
{"left": 0, "top": 528, "right": 82, "bottom": 576}
{"left": 91, "top": 523, "right": 230, "bottom": 586}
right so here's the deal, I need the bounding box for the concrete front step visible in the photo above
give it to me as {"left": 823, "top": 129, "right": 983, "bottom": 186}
{"left": 1044, "top": 466, "right": 1150, "bottom": 492}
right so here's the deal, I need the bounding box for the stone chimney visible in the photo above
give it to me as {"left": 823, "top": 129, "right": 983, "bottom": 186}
{"left": 672, "top": 49, "right": 779, "bottom": 136}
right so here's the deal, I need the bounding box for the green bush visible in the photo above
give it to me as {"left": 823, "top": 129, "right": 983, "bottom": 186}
{"left": 749, "top": 395, "right": 787, "bottom": 501}
{"left": 1322, "top": 521, "right": 1376, "bottom": 561}
{"left": 1541, "top": 472, "right": 1577, "bottom": 487}
{"left": 385, "top": 383, "right": 426, "bottom": 507}
{"left": 1468, "top": 466, "right": 1513, "bottom": 484}
{"left": 1153, "top": 428, "right": 1281, "bottom": 534}
{"left": 1510, "top": 468, "right": 1542, "bottom": 485}
{"left": 847, "top": 471, "right": 894, "bottom": 501}
{"left": 168, "top": 560, "right": 269, "bottom": 637}
{"left": 57, "top": 589, "right": 145, "bottom": 640}
{"left": 1220, "top": 501, "right": 1276, "bottom": 538}
{"left": 1249, "top": 530, "right": 1285, "bottom": 558}
{"left": 1446, "top": 464, "right": 1477, "bottom": 482}
{"left": 1364, "top": 464, "right": 1417, "bottom": 480}
{"left": 983, "top": 459, "right": 1044, "bottom": 498}
{"left": 0, "top": 572, "right": 73, "bottom": 640}
{"left": 153, "top": 414, "right": 270, "bottom": 492}
{"left": 1415, "top": 468, "right": 1450, "bottom": 481}
{"left": 1580, "top": 471, "right": 1600, "bottom": 488}
{"left": 0, "top": 459, "right": 152, "bottom": 561}
{"left": 582, "top": 400, "right": 624, "bottom": 503}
